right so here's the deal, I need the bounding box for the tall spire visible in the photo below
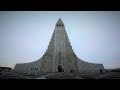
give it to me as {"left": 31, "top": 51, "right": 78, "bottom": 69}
{"left": 56, "top": 18, "right": 64, "bottom": 27}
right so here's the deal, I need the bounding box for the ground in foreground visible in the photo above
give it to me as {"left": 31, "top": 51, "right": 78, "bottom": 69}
{"left": 0, "top": 72, "right": 120, "bottom": 79}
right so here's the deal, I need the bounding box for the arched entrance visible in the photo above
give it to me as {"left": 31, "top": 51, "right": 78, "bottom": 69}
{"left": 58, "top": 65, "right": 63, "bottom": 72}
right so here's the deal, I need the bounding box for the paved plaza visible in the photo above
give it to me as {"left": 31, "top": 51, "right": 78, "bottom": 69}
{"left": 1, "top": 71, "right": 120, "bottom": 79}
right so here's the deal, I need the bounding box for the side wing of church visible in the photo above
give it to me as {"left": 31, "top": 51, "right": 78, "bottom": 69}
{"left": 14, "top": 18, "right": 105, "bottom": 76}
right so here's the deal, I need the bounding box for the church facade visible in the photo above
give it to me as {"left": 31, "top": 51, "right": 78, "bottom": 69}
{"left": 14, "top": 18, "right": 105, "bottom": 75}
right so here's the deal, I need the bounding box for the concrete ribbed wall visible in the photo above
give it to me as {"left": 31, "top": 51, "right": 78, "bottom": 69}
{"left": 14, "top": 59, "right": 42, "bottom": 75}
{"left": 77, "top": 58, "right": 104, "bottom": 74}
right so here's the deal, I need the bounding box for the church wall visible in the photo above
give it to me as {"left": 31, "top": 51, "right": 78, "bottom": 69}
{"left": 40, "top": 54, "right": 53, "bottom": 74}
{"left": 77, "top": 58, "right": 105, "bottom": 74}
{"left": 14, "top": 57, "right": 105, "bottom": 75}
{"left": 14, "top": 59, "right": 42, "bottom": 76}
{"left": 14, "top": 18, "right": 105, "bottom": 76}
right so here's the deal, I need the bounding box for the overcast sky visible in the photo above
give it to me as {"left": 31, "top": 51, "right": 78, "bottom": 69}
{"left": 0, "top": 11, "right": 120, "bottom": 69}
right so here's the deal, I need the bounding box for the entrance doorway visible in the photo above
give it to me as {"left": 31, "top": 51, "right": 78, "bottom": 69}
{"left": 58, "top": 65, "right": 63, "bottom": 72}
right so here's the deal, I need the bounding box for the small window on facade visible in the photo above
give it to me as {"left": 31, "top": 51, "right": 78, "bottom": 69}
{"left": 57, "top": 24, "right": 58, "bottom": 26}
{"left": 59, "top": 24, "right": 61, "bottom": 26}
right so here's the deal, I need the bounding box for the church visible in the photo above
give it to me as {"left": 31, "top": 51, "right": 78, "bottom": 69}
{"left": 14, "top": 18, "right": 105, "bottom": 76}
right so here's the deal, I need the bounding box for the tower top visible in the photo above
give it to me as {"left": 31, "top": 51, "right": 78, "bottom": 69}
{"left": 57, "top": 18, "right": 63, "bottom": 23}
{"left": 56, "top": 18, "right": 64, "bottom": 27}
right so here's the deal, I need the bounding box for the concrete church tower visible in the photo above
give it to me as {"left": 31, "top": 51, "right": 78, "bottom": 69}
{"left": 40, "top": 18, "right": 79, "bottom": 73}
{"left": 14, "top": 18, "right": 105, "bottom": 75}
